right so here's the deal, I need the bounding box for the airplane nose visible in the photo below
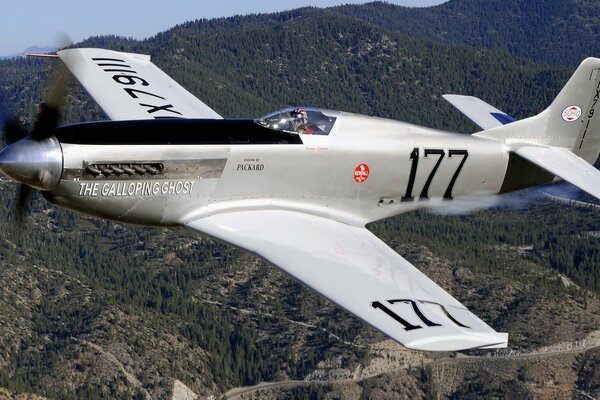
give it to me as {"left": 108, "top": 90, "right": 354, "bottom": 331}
{"left": 0, "top": 136, "right": 62, "bottom": 191}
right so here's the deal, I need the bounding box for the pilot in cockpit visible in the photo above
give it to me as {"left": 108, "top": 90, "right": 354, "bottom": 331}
{"left": 290, "top": 108, "right": 318, "bottom": 135}
{"left": 256, "top": 107, "right": 335, "bottom": 135}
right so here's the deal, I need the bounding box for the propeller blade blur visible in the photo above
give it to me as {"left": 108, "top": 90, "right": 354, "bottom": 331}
{"left": 2, "top": 33, "right": 73, "bottom": 227}
{"left": 15, "top": 184, "right": 32, "bottom": 224}
{"left": 2, "top": 116, "right": 27, "bottom": 144}
{"left": 31, "top": 62, "right": 70, "bottom": 139}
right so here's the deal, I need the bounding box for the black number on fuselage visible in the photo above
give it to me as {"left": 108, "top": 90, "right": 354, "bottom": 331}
{"left": 401, "top": 147, "right": 419, "bottom": 202}
{"left": 420, "top": 149, "right": 445, "bottom": 199}
{"left": 402, "top": 147, "right": 469, "bottom": 201}
{"left": 443, "top": 150, "right": 469, "bottom": 199}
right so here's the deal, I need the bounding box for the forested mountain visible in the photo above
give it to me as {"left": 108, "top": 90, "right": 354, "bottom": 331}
{"left": 0, "top": 2, "right": 598, "bottom": 399}
{"left": 334, "top": 0, "right": 600, "bottom": 66}
{"left": 1, "top": 9, "right": 571, "bottom": 130}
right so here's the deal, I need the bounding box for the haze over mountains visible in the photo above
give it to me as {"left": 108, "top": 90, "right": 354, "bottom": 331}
{"left": 0, "top": 1, "right": 598, "bottom": 398}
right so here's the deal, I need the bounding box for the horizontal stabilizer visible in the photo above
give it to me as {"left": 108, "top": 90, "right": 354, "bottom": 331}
{"left": 443, "top": 94, "right": 516, "bottom": 131}
{"left": 512, "top": 144, "right": 600, "bottom": 200}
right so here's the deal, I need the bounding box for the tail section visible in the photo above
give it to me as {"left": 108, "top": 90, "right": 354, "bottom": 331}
{"left": 462, "top": 58, "right": 600, "bottom": 201}
{"left": 474, "top": 57, "right": 600, "bottom": 165}
{"left": 545, "top": 57, "right": 600, "bottom": 163}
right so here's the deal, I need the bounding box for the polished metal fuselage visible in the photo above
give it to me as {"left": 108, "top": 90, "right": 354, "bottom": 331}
{"left": 48, "top": 112, "right": 515, "bottom": 228}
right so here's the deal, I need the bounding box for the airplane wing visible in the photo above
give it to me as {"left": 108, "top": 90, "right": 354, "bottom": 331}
{"left": 187, "top": 210, "right": 508, "bottom": 351}
{"left": 58, "top": 48, "right": 222, "bottom": 120}
{"left": 443, "top": 94, "right": 516, "bottom": 130}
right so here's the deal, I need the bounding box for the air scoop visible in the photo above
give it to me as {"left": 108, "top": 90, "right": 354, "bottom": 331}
{"left": 0, "top": 136, "right": 62, "bottom": 191}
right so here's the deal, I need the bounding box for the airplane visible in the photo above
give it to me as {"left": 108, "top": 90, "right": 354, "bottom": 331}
{"left": 1, "top": 48, "right": 599, "bottom": 352}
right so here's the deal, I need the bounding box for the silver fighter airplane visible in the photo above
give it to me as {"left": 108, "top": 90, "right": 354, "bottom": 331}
{"left": 1, "top": 48, "right": 600, "bottom": 351}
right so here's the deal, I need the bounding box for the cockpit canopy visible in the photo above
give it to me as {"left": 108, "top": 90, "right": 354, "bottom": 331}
{"left": 255, "top": 107, "right": 337, "bottom": 135}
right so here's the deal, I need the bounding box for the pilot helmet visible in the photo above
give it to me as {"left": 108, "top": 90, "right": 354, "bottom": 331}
{"left": 294, "top": 108, "right": 308, "bottom": 124}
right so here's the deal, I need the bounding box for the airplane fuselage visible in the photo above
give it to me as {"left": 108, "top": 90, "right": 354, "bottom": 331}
{"left": 46, "top": 112, "right": 553, "bottom": 227}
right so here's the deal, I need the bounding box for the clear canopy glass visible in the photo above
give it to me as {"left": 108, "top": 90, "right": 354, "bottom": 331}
{"left": 255, "top": 107, "right": 337, "bottom": 135}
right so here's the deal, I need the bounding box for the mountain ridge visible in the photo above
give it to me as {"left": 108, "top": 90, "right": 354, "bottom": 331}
{"left": 333, "top": 0, "right": 600, "bottom": 66}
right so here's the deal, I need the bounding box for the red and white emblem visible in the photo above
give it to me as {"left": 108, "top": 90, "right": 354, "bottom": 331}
{"left": 561, "top": 105, "right": 582, "bottom": 122}
{"left": 354, "top": 164, "right": 370, "bottom": 183}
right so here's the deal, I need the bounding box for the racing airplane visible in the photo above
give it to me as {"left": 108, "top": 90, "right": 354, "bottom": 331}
{"left": 1, "top": 48, "right": 600, "bottom": 351}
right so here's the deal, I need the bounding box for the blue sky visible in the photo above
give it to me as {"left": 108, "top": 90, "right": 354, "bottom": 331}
{"left": 0, "top": 0, "right": 446, "bottom": 56}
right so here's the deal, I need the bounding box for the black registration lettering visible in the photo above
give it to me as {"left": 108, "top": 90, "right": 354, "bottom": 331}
{"left": 112, "top": 75, "right": 149, "bottom": 86}
{"left": 98, "top": 63, "right": 132, "bottom": 68}
{"left": 91, "top": 56, "right": 184, "bottom": 117}
{"left": 139, "top": 103, "right": 183, "bottom": 116}
{"left": 103, "top": 69, "right": 138, "bottom": 74}
{"left": 92, "top": 57, "right": 125, "bottom": 62}
{"left": 579, "top": 79, "right": 600, "bottom": 149}
{"left": 123, "top": 88, "right": 165, "bottom": 100}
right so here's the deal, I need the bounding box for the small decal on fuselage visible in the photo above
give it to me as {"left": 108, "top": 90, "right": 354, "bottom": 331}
{"left": 562, "top": 105, "right": 582, "bottom": 122}
{"left": 306, "top": 146, "right": 329, "bottom": 152}
{"left": 237, "top": 163, "right": 264, "bottom": 171}
{"left": 78, "top": 180, "right": 196, "bottom": 197}
{"left": 354, "top": 164, "right": 370, "bottom": 183}
{"left": 237, "top": 158, "right": 264, "bottom": 171}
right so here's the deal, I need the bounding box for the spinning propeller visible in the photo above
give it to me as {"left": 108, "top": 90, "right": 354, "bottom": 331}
{"left": 0, "top": 52, "right": 68, "bottom": 223}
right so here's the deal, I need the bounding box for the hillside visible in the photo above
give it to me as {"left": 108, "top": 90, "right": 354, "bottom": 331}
{"left": 1, "top": 9, "right": 570, "bottom": 130}
{"left": 0, "top": 3, "right": 598, "bottom": 399}
{"left": 334, "top": 0, "right": 600, "bottom": 66}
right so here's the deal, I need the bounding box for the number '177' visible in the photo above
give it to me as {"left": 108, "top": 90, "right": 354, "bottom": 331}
{"left": 401, "top": 148, "right": 469, "bottom": 201}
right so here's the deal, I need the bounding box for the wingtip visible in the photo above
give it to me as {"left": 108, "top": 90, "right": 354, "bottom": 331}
{"left": 25, "top": 53, "right": 60, "bottom": 59}
{"left": 405, "top": 332, "right": 508, "bottom": 351}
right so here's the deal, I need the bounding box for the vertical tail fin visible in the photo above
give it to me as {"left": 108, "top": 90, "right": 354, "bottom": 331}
{"left": 548, "top": 57, "right": 600, "bottom": 163}
{"left": 476, "top": 57, "right": 600, "bottom": 165}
